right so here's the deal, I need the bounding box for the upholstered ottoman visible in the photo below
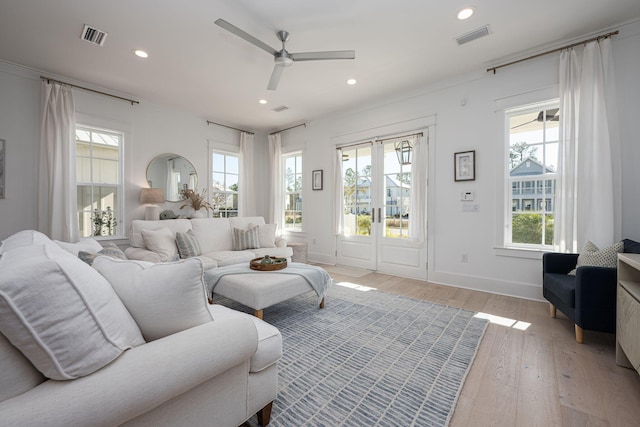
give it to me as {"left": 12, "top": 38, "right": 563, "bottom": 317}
{"left": 209, "top": 272, "right": 324, "bottom": 319}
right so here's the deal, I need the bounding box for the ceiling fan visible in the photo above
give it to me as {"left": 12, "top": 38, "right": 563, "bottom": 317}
{"left": 215, "top": 19, "right": 356, "bottom": 91}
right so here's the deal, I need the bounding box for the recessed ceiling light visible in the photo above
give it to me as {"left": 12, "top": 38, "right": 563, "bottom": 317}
{"left": 346, "top": 79, "right": 357, "bottom": 85}
{"left": 457, "top": 7, "right": 475, "bottom": 20}
{"left": 133, "top": 49, "right": 149, "bottom": 58}
{"left": 258, "top": 99, "right": 268, "bottom": 105}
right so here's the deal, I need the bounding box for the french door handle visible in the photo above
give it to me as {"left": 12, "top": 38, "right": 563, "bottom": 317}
{"left": 372, "top": 208, "right": 375, "bottom": 223}
{"left": 378, "top": 208, "right": 382, "bottom": 223}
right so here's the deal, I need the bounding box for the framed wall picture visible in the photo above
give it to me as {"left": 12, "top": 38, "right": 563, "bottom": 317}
{"left": 312, "top": 170, "right": 323, "bottom": 190}
{"left": 0, "top": 139, "right": 5, "bottom": 199}
{"left": 454, "top": 150, "right": 475, "bottom": 182}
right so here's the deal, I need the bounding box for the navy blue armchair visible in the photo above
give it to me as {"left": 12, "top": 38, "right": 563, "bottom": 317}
{"left": 542, "top": 252, "right": 617, "bottom": 343}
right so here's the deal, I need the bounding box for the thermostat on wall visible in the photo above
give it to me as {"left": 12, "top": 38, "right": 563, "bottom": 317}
{"left": 461, "top": 191, "right": 474, "bottom": 201}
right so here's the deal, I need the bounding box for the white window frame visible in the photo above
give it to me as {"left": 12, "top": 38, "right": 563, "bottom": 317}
{"left": 209, "top": 146, "right": 240, "bottom": 218}
{"left": 75, "top": 124, "right": 124, "bottom": 239}
{"left": 504, "top": 99, "right": 559, "bottom": 250}
{"left": 282, "top": 151, "right": 303, "bottom": 232}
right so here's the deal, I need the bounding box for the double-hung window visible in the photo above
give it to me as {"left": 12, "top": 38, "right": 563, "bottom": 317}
{"left": 211, "top": 151, "right": 239, "bottom": 217}
{"left": 505, "top": 100, "right": 559, "bottom": 248}
{"left": 75, "top": 126, "right": 123, "bottom": 237}
{"left": 283, "top": 152, "right": 303, "bottom": 231}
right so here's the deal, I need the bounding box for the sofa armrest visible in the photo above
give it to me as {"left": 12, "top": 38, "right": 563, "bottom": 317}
{"left": 275, "top": 237, "right": 287, "bottom": 248}
{"left": 124, "top": 247, "right": 162, "bottom": 263}
{"left": 0, "top": 316, "right": 258, "bottom": 426}
{"left": 574, "top": 266, "right": 618, "bottom": 332}
{"left": 543, "top": 252, "right": 579, "bottom": 275}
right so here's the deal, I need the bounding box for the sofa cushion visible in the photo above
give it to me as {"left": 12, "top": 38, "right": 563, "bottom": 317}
{"left": 249, "top": 222, "right": 277, "bottom": 248}
{"left": 543, "top": 273, "right": 576, "bottom": 308}
{"left": 0, "top": 230, "right": 51, "bottom": 255}
{"left": 176, "top": 230, "right": 202, "bottom": 259}
{"left": 569, "top": 241, "right": 623, "bottom": 275}
{"left": 93, "top": 257, "right": 213, "bottom": 341}
{"left": 0, "top": 331, "right": 45, "bottom": 402}
{"left": 78, "top": 242, "right": 127, "bottom": 265}
{"left": 0, "top": 243, "right": 145, "bottom": 380}
{"left": 141, "top": 227, "right": 178, "bottom": 262}
{"left": 624, "top": 238, "right": 640, "bottom": 254}
{"left": 202, "top": 250, "right": 256, "bottom": 267}
{"left": 209, "top": 304, "right": 281, "bottom": 373}
{"left": 190, "top": 217, "right": 233, "bottom": 253}
{"left": 54, "top": 237, "right": 103, "bottom": 256}
{"left": 233, "top": 227, "right": 260, "bottom": 250}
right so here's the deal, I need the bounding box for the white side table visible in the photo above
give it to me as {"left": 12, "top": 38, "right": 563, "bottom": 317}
{"left": 287, "top": 242, "right": 308, "bottom": 263}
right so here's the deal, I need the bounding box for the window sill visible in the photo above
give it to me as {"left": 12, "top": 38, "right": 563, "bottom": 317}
{"left": 494, "top": 246, "right": 548, "bottom": 260}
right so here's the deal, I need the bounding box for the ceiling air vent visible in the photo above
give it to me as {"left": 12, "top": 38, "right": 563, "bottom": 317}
{"left": 273, "top": 105, "right": 289, "bottom": 113}
{"left": 456, "top": 25, "right": 491, "bottom": 46}
{"left": 81, "top": 25, "right": 108, "bottom": 46}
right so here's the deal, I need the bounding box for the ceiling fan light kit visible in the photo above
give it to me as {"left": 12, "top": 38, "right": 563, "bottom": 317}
{"left": 215, "top": 18, "right": 355, "bottom": 91}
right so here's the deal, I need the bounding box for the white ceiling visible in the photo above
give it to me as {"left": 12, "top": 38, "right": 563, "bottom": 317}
{"left": 1, "top": 0, "right": 639, "bottom": 132}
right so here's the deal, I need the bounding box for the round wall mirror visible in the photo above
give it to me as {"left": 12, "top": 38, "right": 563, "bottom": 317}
{"left": 146, "top": 153, "right": 197, "bottom": 202}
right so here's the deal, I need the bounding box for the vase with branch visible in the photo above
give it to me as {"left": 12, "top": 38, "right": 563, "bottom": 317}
{"left": 180, "top": 188, "right": 213, "bottom": 218}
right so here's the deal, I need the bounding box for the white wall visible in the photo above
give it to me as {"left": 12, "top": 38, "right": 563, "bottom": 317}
{"left": 1, "top": 20, "right": 638, "bottom": 301}
{"left": 282, "top": 20, "right": 640, "bottom": 300}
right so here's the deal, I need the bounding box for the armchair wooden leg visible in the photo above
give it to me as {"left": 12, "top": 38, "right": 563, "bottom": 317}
{"left": 257, "top": 401, "right": 273, "bottom": 426}
{"left": 575, "top": 324, "right": 584, "bottom": 344}
{"left": 549, "top": 303, "right": 556, "bottom": 318}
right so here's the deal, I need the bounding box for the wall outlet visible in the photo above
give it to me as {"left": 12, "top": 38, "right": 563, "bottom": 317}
{"left": 461, "top": 253, "right": 468, "bottom": 263}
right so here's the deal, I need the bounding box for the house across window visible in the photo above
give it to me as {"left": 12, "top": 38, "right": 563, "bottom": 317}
{"left": 505, "top": 100, "right": 559, "bottom": 248}
{"left": 75, "top": 126, "right": 122, "bottom": 237}
{"left": 283, "top": 153, "right": 303, "bottom": 231}
{"left": 211, "top": 152, "right": 239, "bottom": 218}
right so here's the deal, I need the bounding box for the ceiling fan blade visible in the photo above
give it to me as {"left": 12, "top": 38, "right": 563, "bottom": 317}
{"left": 291, "top": 50, "right": 355, "bottom": 62}
{"left": 215, "top": 19, "right": 278, "bottom": 56}
{"left": 267, "top": 65, "right": 285, "bottom": 91}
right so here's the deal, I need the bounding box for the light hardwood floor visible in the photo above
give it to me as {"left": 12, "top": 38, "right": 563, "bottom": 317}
{"left": 320, "top": 265, "right": 640, "bottom": 427}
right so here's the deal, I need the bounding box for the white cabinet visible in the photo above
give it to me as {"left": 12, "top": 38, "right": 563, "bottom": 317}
{"left": 616, "top": 253, "right": 640, "bottom": 372}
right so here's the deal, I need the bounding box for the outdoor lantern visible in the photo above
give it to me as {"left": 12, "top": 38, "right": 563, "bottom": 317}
{"left": 394, "top": 140, "right": 413, "bottom": 165}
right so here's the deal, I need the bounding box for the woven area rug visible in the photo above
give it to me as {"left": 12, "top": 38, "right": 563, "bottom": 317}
{"left": 218, "top": 283, "right": 489, "bottom": 427}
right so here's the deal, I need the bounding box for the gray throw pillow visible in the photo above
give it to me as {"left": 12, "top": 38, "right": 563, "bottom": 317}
{"left": 568, "top": 240, "right": 623, "bottom": 275}
{"left": 78, "top": 243, "right": 127, "bottom": 265}
{"left": 175, "top": 230, "right": 202, "bottom": 259}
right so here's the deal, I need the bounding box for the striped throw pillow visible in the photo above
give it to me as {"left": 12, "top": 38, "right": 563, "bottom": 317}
{"left": 175, "top": 230, "right": 202, "bottom": 259}
{"left": 233, "top": 227, "right": 260, "bottom": 250}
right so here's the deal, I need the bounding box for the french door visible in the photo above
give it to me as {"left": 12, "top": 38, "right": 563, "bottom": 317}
{"left": 336, "top": 134, "right": 427, "bottom": 280}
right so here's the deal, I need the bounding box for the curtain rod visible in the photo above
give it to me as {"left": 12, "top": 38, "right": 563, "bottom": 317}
{"left": 336, "top": 132, "right": 423, "bottom": 150}
{"left": 206, "top": 120, "right": 254, "bottom": 135}
{"left": 487, "top": 30, "right": 619, "bottom": 74}
{"left": 40, "top": 76, "right": 139, "bottom": 105}
{"left": 270, "top": 123, "right": 306, "bottom": 135}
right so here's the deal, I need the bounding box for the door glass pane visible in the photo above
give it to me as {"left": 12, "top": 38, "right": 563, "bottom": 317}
{"left": 382, "top": 140, "right": 412, "bottom": 239}
{"left": 342, "top": 145, "right": 372, "bottom": 236}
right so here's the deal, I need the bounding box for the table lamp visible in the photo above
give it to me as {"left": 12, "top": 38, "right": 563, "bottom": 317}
{"left": 140, "top": 188, "right": 165, "bottom": 220}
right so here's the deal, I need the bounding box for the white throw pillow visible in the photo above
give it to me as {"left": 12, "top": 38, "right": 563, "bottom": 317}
{"left": 0, "top": 244, "right": 145, "bottom": 380}
{"left": 141, "top": 227, "right": 178, "bottom": 262}
{"left": 54, "top": 237, "right": 103, "bottom": 256}
{"left": 93, "top": 257, "right": 213, "bottom": 341}
{"left": 249, "top": 223, "right": 277, "bottom": 248}
{"left": 0, "top": 230, "right": 51, "bottom": 255}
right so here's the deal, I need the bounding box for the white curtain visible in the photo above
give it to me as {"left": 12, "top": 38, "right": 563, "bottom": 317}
{"left": 268, "top": 133, "right": 283, "bottom": 228}
{"left": 409, "top": 132, "right": 427, "bottom": 242}
{"left": 555, "top": 38, "right": 621, "bottom": 252}
{"left": 239, "top": 131, "right": 256, "bottom": 216}
{"left": 38, "top": 80, "right": 78, "bottom": 242}
{"left": 334, "top": 148, "right": 345, "bottom": 236}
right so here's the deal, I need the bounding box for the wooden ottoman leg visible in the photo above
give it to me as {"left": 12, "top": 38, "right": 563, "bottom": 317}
{"left": 257, "top": 401, "right": 273, "bottom": 426}
{"left": 319, "top": 297, "right": 325, "bottom": 309}
{"left": 549, "top": 303, "right": 556, "bottom": 318}
{"left": 254, "top": 309, "right": 264, "bottom": 320}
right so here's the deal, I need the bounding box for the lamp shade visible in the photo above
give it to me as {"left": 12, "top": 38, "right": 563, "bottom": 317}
{"left": 140, "top": 188, "right": 165, "bottom": 204}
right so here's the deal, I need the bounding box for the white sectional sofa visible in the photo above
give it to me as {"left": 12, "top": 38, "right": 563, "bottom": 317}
{"left": 0, "top": 230, "right": 282, "bottom": 426}
{"left": 125, "top": 216, "right": 293, "bottom": 269}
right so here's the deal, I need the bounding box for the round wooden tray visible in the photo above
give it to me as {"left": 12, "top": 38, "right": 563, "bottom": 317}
{"left": 250, "top": 256, "right": 288, "bottom": 271}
